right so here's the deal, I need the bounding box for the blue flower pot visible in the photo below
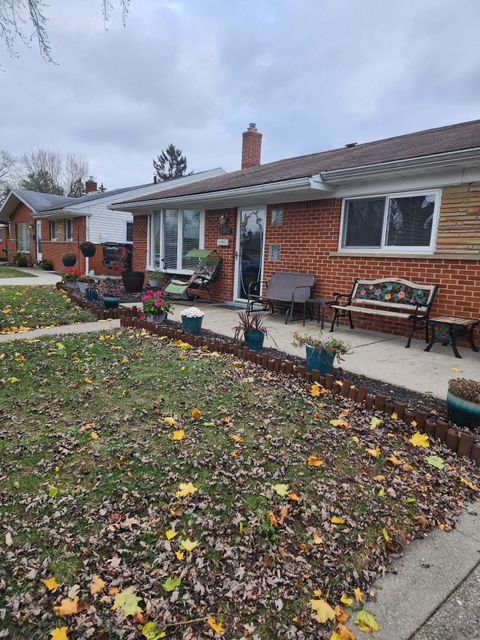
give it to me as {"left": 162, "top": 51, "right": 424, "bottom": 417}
{"left": 244, "top": 331, "right": 265, "bottom": 350}
{"left": 103, "top": 296, "right": 120, "bottom": 309}
{"left": 305, "top": 345, "right": 335, "bottom": 374}
{"left": 85, "top": 287, "right": 98, "bottom": 301}
{"left": 182, "top": 315, "right": 203, "bottom": 335}
{"left": 447, "top": 392, "right": 480, "bottom": 431}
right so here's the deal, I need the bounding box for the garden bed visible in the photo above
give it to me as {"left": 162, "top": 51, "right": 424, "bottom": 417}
{"left": 0, "top": 328, "right": 478, "bottom": 639}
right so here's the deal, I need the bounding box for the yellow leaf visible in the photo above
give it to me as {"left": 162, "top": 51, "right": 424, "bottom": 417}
{"left": 386, "top": 454, "right": 402, "bottom": 466}
{"left": 382, "top": 527, "right": 391, "bottom": 542}
{"left": 353, "top": 588, "right": 363, "bottom": 603}
{"left": 288, "top": 492, "right": 300, "bottom": 501}
{"left": 355, "top": 609, "right": 380, "bottom": 633}
{"left": 207, "top": 617, "right": 224, "bottom": 635}
{"left": 163, "top": 417, "right": 176, "bottom": 427}
{"left": 330, "top": 419, "right": 349, "bottom": 429}
{"left": 121, "top": 357, "right": 129, "bottom": 363}
{"left": 451, "top": 367, "right": 461, "bottom": 373}
{"left": 207, "top": 617, "right": 225, "bottom": 635}
{"left": 411, "top": 420, "right": 418, "bottom": 428}
{"left": 175, "top": 550, "right": 185, "bottom": 560}
{"left": 351, "top": 436, "right": 360, "bottom": 444}
{"left": 330, "top": 623, "right": 356, "bottom": 640}
{"left": 340, "top": 594, "right": 353, "bottom": 607}
{"left": 176, "top": 482, "right": 198, "bottom": 498}
{"left": 7, "top": 376, "right": 20, "bottom": 383}
{"left": 179, "top": 539, "right": 199, "bottom": 552}
{"left": 369, "top": 416, "right": 382, "bottom": 429}
{"left": 312, "top": 533, "right": 324, "bottom": 545}
{"left": 112, "top": 587, "right": 142, "bottom": 617}
{"left": 310, "top": 384, "right": 322, "bottom": 397}
{"left": 43, "top": 577, "right": 59, "bottom": 591}
{"left": 90, "top": 431, "right": 99, "bottom": 440}
{"left": 365, "top": 447, "right": 381, "bottom": 458}
{"left": 84, "top": 377, "right": 93, "bottom": 385}
{"left": 50, "top": 628, "right": 69, "bottom": 640}
{"left": 310, "top": 599, "right": 336, "bottom": 624}
{"left": 331, "top": 515, "right": 345, "bottom": 525}
{"left": 391, "top": 411, "right": 398, "bottom": 420}
{"left": 191, "top": 407, "right": 201, "bottom": 419}
{"left": 373, "top": 475, "right": 385, "bottom": 482}
{"left": 313, "top": 589, "right": 322, "bottom": 597}
{"left": 230, "top": 434, "right": 244, "bottom": 444}
{"left": 170, "top": 429, "right": 185, "bottom": 441}
{"left": 378, "top": 487, "right": 385, "bottom": 497}
{"left": 460, "top": 476, "right": 479, "bottom": 492}
{"left": 54, "top": 596, "right": 79, "bottom": 617}
{"left": 165, "top": 529, "right": 177, "bottom": 540}
{"left": 307, "top": 455, "right": 324, "bottom": 467}
{"left": 409, "top": 432, "right": 430, "bottom": 448}
{"left": 272, "top": 483, "right": 289, "bottom": 496}
{"left": 90, "top": 575, "right": 106, "bottom": 595}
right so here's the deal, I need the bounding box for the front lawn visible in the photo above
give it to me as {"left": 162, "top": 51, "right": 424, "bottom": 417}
{"left": 0, "top": 285, "right": 95, "bottom": 333}
{"left": 0, "top": 330, "right": 478, "bottom": 639}
{"left": 0, "top": 266, "right": 35, "bottom": 278}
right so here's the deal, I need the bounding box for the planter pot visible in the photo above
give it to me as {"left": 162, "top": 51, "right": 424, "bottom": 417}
{"left": 149, "top": 278, "right": 161, "bottom": 288}
{"left": 77, "top": 282, "right": 89, "bottom": 294}
{"left": 447, "top": 391, "right": 480, "bottom": 431}
{"left": 103, "top": 296, "right": 120, "bottom": 309}
{"left": 305, "top": 345, "right": 335, "bottom": 374}
{"left": 65, "top": 281, "right": 79, "bottom": 290}
{"left": 122, "top": 271, "right": 145, "bottom": 293}
{"left": 244, "top": 330, "right": 265, "bottom": 350}
{"left": 62, "top": 256, "right": 77, "bottom": 267}
{"left": 182, "top": 315, "right": 203, "bottom": 335}
{"left": 85, "top": 287, "right": 98, "bottom": 301}
{"left": 80, "top": 244, "right": 96, "bottom": 257}
{"left": 146, "top": 313, "right": 166, "bottom": 324}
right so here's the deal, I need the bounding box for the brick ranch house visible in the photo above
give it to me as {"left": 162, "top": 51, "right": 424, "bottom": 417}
{"left": 111, "top": 120, "right": 480, "bottom": 339}
{"left": 0, "top": 170, "right": 224, "bottom": 274}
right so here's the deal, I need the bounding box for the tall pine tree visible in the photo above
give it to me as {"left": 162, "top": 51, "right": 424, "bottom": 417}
{"left": 153, "top": 144, "right": 193, "bottom": 181}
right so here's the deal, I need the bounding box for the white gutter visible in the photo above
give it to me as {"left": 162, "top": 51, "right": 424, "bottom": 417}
{"left": 33, "top": 209, "right": 92, "bottom": 219}
{"left": 321, "top": 147, "right": 480, "bottom": 182}
{"left": 109, "top": 176, "right": 333, "bottom": 211}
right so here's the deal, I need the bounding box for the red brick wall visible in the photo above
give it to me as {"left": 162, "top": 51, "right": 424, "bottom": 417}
{"left": 204, "top": 208, "right": 238, "bottom": 301}
{"left": 6, "top": 203, "right": 36, "bottom": 263}
{"left": 41, "top": 217, "right": 87, "bottom": 273}
{"left": 0, "top": 224, "right": 8, "bottom": 258}
{"left": 132, "top": 215, "right": 148, "bottom": 272}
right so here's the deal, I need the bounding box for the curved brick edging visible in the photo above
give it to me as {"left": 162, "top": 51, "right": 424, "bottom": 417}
{"left": 118, "top": 315, "right": 480, "bottom": 468}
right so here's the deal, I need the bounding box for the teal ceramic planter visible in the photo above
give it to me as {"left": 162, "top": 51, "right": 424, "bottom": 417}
{"left": 447, "top": 392, "right": 480, "bottom": 431}
{"left": 182, "top": 315, "right": 203, "bottom": 335}
{"left": 103, "top": 296, "right": 120, "bottom": 309}
{"left": 244, "top": 330, "right": 265, "bottom": 350}
{"left": 305, "top": 345, "right": 335, "bottom": 374}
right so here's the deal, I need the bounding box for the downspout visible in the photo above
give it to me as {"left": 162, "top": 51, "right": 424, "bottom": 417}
{"left": 85, "top": 215, "right": 90, "bottom": 275}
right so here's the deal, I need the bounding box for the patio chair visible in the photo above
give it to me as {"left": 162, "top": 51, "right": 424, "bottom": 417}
{"left": 164, "top": 248, "right": 221, "bottom": 302}
{"left": 246, "top": 272, "right": 315, "bottom": 324}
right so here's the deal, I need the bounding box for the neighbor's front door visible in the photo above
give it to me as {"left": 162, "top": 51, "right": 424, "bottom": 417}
{"left": 36, "top": 220, "right": 42, "bottom": 260}
{"left": 235, "top": 207, "right": 266, "bottom": 300}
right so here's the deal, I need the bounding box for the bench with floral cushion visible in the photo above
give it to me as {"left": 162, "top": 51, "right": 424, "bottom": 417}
{"left": 329, "top": 277, "right": 439, "bottom": 348}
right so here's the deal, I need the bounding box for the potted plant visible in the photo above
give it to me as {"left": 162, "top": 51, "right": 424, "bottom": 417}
{"left": 292, "top": 332, "right": 351, "bottom": 374}
{"left": 62, "top": 252, "right": 77, "bottom": 267}
{"left": 447, "top": 378, "right": 480, "bottom": 431}
{"left": 62, "top": 268, "right": 82, "bottom": 289}
{"left": 122, "top": 270, "right": 145, "bottom": 293}
{"left": 181, "top": 307, "right": 204, "bottom": 335}
{"left": 37, "top": 259, "right": 53, "bottom": 271}
{"left": 147, "top": 270, "right": 167, "bottom": 288}
{"left": 80, "top": 241, "right": 96, "bottom": 257}
{"left": 141, "top": 289, "right": 173, "bottom": 323}
{"left": 102, "top": 286, "right": 122, "bottom": 309}
{"left": 77, "top": 275, "right": 94, "bottom": 295}
{"left": 233, "top": 312, "right": 270, "bottom": 350}
{"left": 85, "top": 283, "right": 99, "bottom": 301}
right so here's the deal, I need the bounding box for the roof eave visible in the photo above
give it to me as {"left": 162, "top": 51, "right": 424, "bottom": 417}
{"left": 33, "top": 209, "right": 91, "bottom": 219}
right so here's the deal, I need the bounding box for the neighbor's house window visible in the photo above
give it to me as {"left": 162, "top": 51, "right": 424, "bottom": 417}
{"left": 50, "top": 220, "right": 57, "bottom": 240}
{"left": 126, "top": 222, "right": 133, "bottom": 242}
{"left": 340, "top": 191, "right": 439, "bottom": 252}
{"left": 16, "top": 222, "right": 30, "bottom": 252}
{"left": 65, "top": 219, "right": 73, "bottom": 241}
{"left": 150, "top": 209, "right": 204, "bottom": 272}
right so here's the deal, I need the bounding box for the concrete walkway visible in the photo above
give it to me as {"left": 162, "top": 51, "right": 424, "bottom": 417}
{"left": 0, "top": 267, "right": 61, "bottom": 286}
{"left": 164, "top": 303, "right": 480, "bottom": 400}
{"left": 0, "top": 319, "right": 120, "bottom": 343}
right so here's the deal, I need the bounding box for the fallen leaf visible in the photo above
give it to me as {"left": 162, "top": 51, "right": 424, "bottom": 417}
{"left": 382, "top": 527, "right": 391, "bottom": 542}
{"left": 425, "top": 455, "right": 445, "bottom": 470}
{"left": 191, "top": 407, "right": 201, "bottom": 419}
{"left": 310, "top": 599, "right": 336, "bottom": 624}
{"left": 230, "top": 434, "right": 244, "bottom": 444}
{"left": 162, "top": 576, "right": 182, "bottom": 592}
{"left": 176, "top": 482, "right": 198, "bottom": 497}
{"left": 340, "top": 594, "right": 353, "bottom": 607}
{"left": 307, "top": 455, "right": 324, "bottom": 467}
{"left": 353, "top": 588, "right": 363, "bottom": 603}
{"left": 365, "top": 447, "right": 381, "bottom": 458}
{"left": 163, "top": 417, "right": 176, "bottom": 427}
{"left": 330, "top": 623, "right": 356, "bottom": 640}
{"left": 90, "top": 431, "right": 99, "bottom": 440}
{"left": 141, "top": 621, "right": 166, "bottom": 639}
{"left": 451, "top": 367, "right": 461, "bottom": 373}
{"left": 335, "top": 604, "right": 349, "bottom": 623}
{"left": 5, "top": 532, "right": 12, "bottom": 547}
{"left": 373, "top": 475, "right": 385, "bottom": 482}
{"left": 330, "top": 419, "right": 349, "bottom": 429}
{"left": 369, "top": 416, "right": 382, "bottom": 429}
{"left": 391, "top": 411, "right": 398, "bottom": 420}
{"left": 170, "top": 429, "right": 185, "bottom": 441}
{"left": 288, "top": 491, "right": 300, "bottom": 501}
{"left": 89, "top": 575, "right": 106, "bottom": 595}
{"left": 207, "top": 617, "right": 225, "bottom": 635}
{"left": 272, "top": 483, "right": 289, "bottom": 496}
{"left": 409, "top": 432, "right": 429, "bottom": 448}
{"left": 54, "top": 596, "right": 79, "bottom": 617}
{"left": 112, "top": 588, "right": 142, "bottom": 617}
{"left": 175, "top": 550, "right": 184, "bottom": 560}
{"left": 331, "top": 515, "right": 345, "bottom": 525}
{"left": 50, "top": 628, "right": 69, "bottom": 640}
{"left": 460, "top": 477, "right": 479, "bottom": 492}
{"left": 355, "top": 609, "right": 380, "bottom": 633}
{"left": 179, "top": 539, "right": 199, "bottom": 552}
{"left": 386, "top": 454, "right": 402, "bottom": 466}
{"left": 312, "top": 533, "right": 323, "bottom": 545}
{"left": 165, "top": 529, "right": 177, "bottom": 540}
{"left": 43, "top": 576, "right": 59, "bottom": 591}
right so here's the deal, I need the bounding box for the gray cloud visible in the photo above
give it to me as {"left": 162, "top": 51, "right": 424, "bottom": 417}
{"left": 1, "top": 0, "right": 480, "bottom": 189}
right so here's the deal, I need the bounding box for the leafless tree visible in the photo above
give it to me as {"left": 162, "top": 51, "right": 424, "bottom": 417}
{"left": 0, "top": 149, "right": 15, "bottom": 180}
{"left": 64, "top": 154, "right": 89, "bottom": 197}
{"left": 0, "top": 0, "right": 130, "bottom": 63}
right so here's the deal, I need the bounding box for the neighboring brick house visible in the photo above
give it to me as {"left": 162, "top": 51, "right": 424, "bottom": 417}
{"left": 112, "top": 121, "right": 480, "bottom": 339}
{"left": 0, "top": 170, "right": 224, "bottom": 273}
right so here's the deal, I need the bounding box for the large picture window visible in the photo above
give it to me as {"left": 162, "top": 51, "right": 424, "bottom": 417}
{"left": 16, "top": 222, "right": 30, "bottom": 252}
{"left": 341, "top": 191, "right": 439, "bottom": 252}
{"left": 151, "top": 209, "right": 203, "bottom": 272}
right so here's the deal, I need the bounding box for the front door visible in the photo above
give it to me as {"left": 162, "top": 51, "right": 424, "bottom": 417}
{"left": 235, "top": 208, "right": 266, "bottom": 300}
{"left": 36, "top": 220, "right": 42, "bottom": 261}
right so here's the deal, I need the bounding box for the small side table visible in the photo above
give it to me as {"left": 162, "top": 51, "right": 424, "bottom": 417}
{"left": 304, "top": 298, "right": 336, "bottom": 329}
{"left": 424, "top": 316, "right": 480, "bottom": 359}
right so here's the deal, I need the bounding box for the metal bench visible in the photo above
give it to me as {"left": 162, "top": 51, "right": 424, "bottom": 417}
{"left": 246, "top": 272, "right": 315, "bottom": 324}
{"left": 330, "top": 277, "right": 438, "bottom": 348}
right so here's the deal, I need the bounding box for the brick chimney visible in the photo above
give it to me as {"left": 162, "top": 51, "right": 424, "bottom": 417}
{"left": 241, "top": 123, "right": 262, "bottom": 169}
{"left": 85, "top": 177, "right": 97, "bottom": 194}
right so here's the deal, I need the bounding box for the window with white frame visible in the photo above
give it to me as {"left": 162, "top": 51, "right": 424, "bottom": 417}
{"left": 126, "top": 222, "right": 133, "bottom": 243}
{"left": 16, "top": 222, "right": 30, "bottom": 252}
{"left": 341, "top": 191, "right": 439, "bottom": 252}
{"left": 65, "top": 219, "right": 73, "bottom": 241}
{"left": 50, "top": 220, "right": 57, "bottom": 240}
{"left": 151, "top": 209, "right": 203, "bottom": 272}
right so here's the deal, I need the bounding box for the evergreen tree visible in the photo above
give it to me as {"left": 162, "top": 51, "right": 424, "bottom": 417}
{"left": 20, "top": 169, "right": 64, "bottom": 195}
{"left": 153, "top": 144, "right": 193, "bottom": 181}
{"left": 98, "top": 183, "right": 107, "bottom": 193}
{"left": 67, "top": 177, "right": 85, "bottom": 198}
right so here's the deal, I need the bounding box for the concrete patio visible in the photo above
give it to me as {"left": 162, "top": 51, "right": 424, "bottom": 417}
{"left": 166, "top": 302, "right": 480, "bottom": 400}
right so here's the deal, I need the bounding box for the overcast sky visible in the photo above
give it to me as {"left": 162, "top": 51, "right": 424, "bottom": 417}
{"left": 1, "top": 0, "right": 480, "bottom": 190}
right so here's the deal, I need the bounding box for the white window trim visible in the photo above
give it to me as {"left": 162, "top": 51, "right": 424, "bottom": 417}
{"left": 65, "top": 219, "right": 73, "bottom": 242}
{"left": 50, "top": 220, "right": 57, "bottom": 241}
{"left": 338, "top": 188, "right": 441, "bottom": 254}
{"left": 149, "top": 209, "right": 205, "bottom": 274}
{"left": 16, "top": 222, "right": 31, "bottom": 253}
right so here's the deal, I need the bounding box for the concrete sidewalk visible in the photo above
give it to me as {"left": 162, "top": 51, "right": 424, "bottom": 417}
{"left": 0, "top": 267, "right": 61, "bottom": 286}
{"left": 0, "top": 319, "right": 120, "bottom": 343}
{"left": 164, "top": 303, "right": 479, "bottom": 400}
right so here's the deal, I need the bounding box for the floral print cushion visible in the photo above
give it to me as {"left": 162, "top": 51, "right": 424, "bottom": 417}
{"left": 355, "top": 281, "right": 428, "bottom": 306}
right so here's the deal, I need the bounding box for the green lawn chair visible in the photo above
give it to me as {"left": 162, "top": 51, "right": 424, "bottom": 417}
{"left": 164, "top": 249, "right": 221, "bottom": 301}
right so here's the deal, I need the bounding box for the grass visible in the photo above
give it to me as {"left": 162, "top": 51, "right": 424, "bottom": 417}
{"left": 0, "top": 285, "right": 95, "bottom": 333}
{"left": 0, "top": 266, "right": 35, "bottom": 278}
{"left": 0, "top": 329, "right": 478, "bottom": 639}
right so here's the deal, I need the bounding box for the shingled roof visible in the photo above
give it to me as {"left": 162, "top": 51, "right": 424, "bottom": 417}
{"left": 118, "top": 119, "right": 480, "bottom": 204}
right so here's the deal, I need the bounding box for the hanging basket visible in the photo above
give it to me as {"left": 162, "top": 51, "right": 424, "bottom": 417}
{"left": 80, "top": 241, "right": 96, "bottom": 257}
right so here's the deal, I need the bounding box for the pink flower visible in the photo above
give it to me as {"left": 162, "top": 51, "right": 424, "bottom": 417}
{"left": 397, "top": 291, "right": 405, "bottom": 299}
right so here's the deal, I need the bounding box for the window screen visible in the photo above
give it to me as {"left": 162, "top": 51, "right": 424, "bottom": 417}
{"left": 182, "top": 210, "right": 200, "bottom": 269}
{"left": 385, "top": 195, "right": 435, "bottom": 247}
{"left": 163, "top": 210, "right": 178, "bottom": 269}
{"left": 342, "top": 198, "right": 385, "bottom": 248}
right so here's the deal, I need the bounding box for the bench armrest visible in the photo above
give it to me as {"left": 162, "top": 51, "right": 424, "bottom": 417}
{"left": 291, "top": 285, "right": 312, "bottom": 302}
{"left": 332, "top": 291, "right": 348, "bottom": 302}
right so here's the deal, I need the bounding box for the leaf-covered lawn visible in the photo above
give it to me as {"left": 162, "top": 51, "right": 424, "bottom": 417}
{"left": 0, "top": 267, "right": 35, "bottom": 278}
{"left": 0, "top": 285, "right": 95, "bottom": 334}
{"left": 0, "top": 330, "right": 478, "bottom": 639}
